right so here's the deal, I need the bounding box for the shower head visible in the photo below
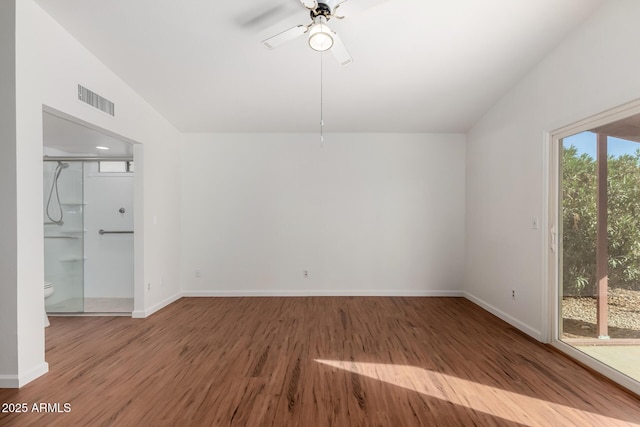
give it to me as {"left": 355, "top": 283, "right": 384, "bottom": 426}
{"left": 57, "top": 161, "right": 69, "bottom": 169}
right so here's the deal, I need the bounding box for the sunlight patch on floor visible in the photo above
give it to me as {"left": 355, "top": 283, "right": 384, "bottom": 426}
{"left": 314, "top": 359, "right": 639, "bottom": 426}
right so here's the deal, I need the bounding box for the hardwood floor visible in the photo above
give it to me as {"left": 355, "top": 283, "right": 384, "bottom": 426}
{"left": 1, "top": 297, "right": 639, "bottom": 426}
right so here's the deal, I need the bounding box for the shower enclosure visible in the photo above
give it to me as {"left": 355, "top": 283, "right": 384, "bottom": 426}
{"left": 43, "top": 158, "right": 134, "bottom": 313}
{"left": 44, "top": 160, "right": 85, "bottom": 312}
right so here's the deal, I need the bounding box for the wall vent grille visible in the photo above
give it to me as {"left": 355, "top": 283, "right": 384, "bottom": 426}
{"left": 77, "top": 85, "right": 115, "bottom": 116}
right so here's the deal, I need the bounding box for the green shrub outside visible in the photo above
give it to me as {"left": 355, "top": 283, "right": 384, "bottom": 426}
{"left": 562, "top": 145, "right": 640, "bottom": 296}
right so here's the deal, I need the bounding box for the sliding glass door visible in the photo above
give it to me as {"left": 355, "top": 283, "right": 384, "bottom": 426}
{"left": 555, "top": 114, "right": 640, "bottom": 388}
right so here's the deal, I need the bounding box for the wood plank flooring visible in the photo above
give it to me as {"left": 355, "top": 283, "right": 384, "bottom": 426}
{"left": 1, "top": 297, "right": 640, "bottom": 426}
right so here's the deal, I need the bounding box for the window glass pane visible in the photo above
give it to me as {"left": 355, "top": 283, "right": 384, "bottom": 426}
{"left": 99, "top": 161, "right": 127, "bottom": 172}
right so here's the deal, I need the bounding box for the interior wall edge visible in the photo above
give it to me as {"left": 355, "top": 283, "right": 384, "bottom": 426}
{"left": 0, "top": 0, "right": 19, "bottom": 381}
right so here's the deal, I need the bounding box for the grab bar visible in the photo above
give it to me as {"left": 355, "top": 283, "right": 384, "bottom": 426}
{"left": 45, "top": 235, "right": 80, "bottom": 239}
{"left": 98, "top": 229, "right": 134, "bottom": 235}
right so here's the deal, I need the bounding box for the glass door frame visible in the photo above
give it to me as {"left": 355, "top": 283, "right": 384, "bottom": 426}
{"left": 546, "top": 99, "right": 640, "bottom": 396}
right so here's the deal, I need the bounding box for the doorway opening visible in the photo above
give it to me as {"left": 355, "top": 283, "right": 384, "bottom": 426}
{"left": 42, "top": 110, "right": 136, "bottom": 315}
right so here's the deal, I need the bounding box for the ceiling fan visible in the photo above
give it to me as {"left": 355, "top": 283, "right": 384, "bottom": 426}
{"left": 262, "top": 0, "right": 353, "bottom": 67}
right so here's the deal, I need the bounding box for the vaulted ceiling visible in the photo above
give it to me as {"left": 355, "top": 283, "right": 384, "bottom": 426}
{"left": 35, "top": 0, "right": 605, "bottom": 133}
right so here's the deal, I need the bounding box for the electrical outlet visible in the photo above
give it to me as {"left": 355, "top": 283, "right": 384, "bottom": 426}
{"left": 147, "top": 283, "right": 151, "bottom": 291}
{"left": 303, "top": 270, "right": 308, "bottom": 278}
{"left": 512, "top": 289, "right": 516, "bottom": 299}
{"left": 195, "top": 269, "right": 201, "bottom": 278}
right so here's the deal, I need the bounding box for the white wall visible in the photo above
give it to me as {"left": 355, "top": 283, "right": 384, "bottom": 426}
{"left": 181, "top": 133, "right": 465, "bottom": 296}
{"left": 0, "top": 0, "right": 182, "bottom": 387}
{"left": 465, "top": 0, "right": 640, "bottom": 340}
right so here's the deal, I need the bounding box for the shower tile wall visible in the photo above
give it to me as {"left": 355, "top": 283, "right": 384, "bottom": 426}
{"left": 83, "top": 162, "right": 134, "bottom": 300}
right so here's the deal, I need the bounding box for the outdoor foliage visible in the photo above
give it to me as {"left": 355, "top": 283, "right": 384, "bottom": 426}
{"left": 562, "top": 145, "right": 640, "bottom": 295}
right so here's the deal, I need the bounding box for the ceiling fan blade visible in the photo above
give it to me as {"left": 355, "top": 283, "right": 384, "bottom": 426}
{"left": 261, "top": 25, "right": 308, "bottom": 49}
{"left": 335, "top": 0, "right": 389, "bottom": 18}
{"left": 237, "top": 3, "right": 297, "bottom": 30}
{"left": 330, "top": 32, "right": 352, "bottom": 67}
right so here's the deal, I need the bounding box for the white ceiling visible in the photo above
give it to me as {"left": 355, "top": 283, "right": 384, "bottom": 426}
{"left": 43, "top": 112, "right": 134, "bottom": 157}
{"left": 35, "top": 0, "right": 605, "bottom": 133}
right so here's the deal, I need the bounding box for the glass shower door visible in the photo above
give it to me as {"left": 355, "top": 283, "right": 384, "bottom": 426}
{"left": 44, "top": 160, "right": 84, "bottom": 313}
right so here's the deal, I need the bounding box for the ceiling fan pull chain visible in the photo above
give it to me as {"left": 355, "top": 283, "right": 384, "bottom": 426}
{"left": 320, "top": 50, "right": 324, "bottom": 145}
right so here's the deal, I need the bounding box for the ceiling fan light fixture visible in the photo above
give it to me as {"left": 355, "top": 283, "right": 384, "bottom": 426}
{"left": 308, "top": 16, "right": 333, "bottom": 52}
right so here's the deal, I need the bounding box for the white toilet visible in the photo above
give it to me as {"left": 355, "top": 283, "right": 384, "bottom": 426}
{"left": 44, "top": 281, "right": 55, "bottom": 327}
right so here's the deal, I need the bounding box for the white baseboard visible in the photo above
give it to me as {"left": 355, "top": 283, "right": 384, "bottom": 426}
{"left": 132, "top": 292, "right": 182, "bottom": 318}
{"left": 130, "top": 290, "right": 463, "bottom": 318}
{"left": 463, "top": 291, "right": 542, "bottom": 341}
{"left": 182, "top": 290, "right": 464, "bottom": 297}
{"left": 0, "top": 375, "right": 19, "bottom": 388}
{"left": 0, "top": 362, "right": 49, "bottom": 388}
